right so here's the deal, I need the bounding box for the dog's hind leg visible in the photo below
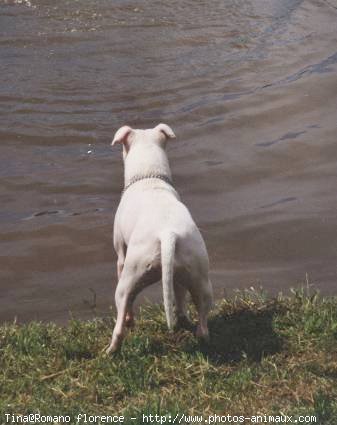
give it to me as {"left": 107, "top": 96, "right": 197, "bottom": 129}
{"left": 115, "top": 241, "right": 126, "bottom": 281}
{"left": 125, "top": 309, "right": 135, "bottom": 328}
{"left": 107, "top": 244, "right": 160, "bottom": 354}
{"left": 107, "top": 259, "right": 140, "bottom": 353}
{"left": 116, "top": 248, "right": 135, "bottom": 327}
{"left": 191, "top": 279, "right": 213, "bottom": 341}
{"left": 174, "top": 282, "right": 192, "bottom": 329}
{"left": 106, "top": 276, "right": 132, "bottom": 354}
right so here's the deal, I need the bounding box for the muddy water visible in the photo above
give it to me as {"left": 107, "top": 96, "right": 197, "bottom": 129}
{"left": 1, "top": 0, "right": 337, "bottom": 323}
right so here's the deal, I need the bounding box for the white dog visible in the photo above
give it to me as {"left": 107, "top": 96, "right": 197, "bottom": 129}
{"left": 107, "top": 123, "right": 213, "bottom": 353}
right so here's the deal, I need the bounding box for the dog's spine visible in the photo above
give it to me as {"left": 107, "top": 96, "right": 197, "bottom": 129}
{"left": 160, "top": 231, "right": 176, "bottom": 330}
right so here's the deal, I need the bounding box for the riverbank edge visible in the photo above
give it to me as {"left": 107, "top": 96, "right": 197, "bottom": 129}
{"left": 1, "top": 287, "right": 337, "bottom": 424}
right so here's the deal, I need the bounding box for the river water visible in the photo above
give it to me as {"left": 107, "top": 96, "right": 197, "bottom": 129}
{"left": 1, "top": 0, "right": 337, "bottom": 322}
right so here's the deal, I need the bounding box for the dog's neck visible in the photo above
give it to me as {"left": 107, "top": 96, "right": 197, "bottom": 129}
{"left": 123, "top": 144, "right": 172, "bottom": 187}
{"left": 122, "top": 174, "right": 173, "bottom": 196}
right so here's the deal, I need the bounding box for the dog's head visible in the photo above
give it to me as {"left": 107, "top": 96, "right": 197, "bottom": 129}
{"left": 111, "top": 124, "right": 176, "bottom": 161}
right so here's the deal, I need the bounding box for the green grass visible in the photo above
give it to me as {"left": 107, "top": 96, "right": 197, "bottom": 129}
{"left": 1, "top": 288, "right": 337, "bottom": 424}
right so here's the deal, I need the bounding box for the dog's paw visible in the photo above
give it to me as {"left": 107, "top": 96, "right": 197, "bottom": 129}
{"left": 105, "top": 344, "right": 117, "bottom": 355}
{"left": 197, "top": 333, "right": 210, "bottom": 344}
{"left": 196, "top": 325, "right": 210, "bottom": 344}
{"left": 174, "top": 315, "right": 194, "bottom": 331}
{"left": 105, "top": 340, "right": 121, "bottom": 355}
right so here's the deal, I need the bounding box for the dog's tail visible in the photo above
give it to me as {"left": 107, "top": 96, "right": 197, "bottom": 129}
{"left": 160, "top": 231, "right": 176, "bottom": 330}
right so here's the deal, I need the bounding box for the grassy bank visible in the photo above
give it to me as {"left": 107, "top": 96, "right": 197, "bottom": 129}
{"left": 1, "top": 288, "right": 337, "bottom": 424}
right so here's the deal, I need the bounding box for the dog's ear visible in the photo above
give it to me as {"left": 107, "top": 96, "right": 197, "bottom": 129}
{"left": 155, "top": 123, "right": 176, "bottom": 140}
{"left": 111, "top": 126, "right": 133, "bottom": 147}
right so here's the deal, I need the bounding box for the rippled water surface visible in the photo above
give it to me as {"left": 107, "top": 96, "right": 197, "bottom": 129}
{"left": 1, "top": 0, "right": 337, "bottom": 322}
